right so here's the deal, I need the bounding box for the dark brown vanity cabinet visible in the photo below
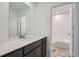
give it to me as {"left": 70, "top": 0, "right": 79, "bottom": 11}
{"left": 33, "top": 45, "right": 42, "bottom": 57}
{"left": 24, "top": 45, "right": 42, "bottom": 57}
{"left": 3, "top": 48, "right": 23, "bottom": 57}
{"left": 2, "top": 37, "right": 47, "bottom": 57}
{"left": 24, "top": 39, "right": 42, "bottom": 57}
{"left": 24, "top": 51, "right": 34, "bottom": 57}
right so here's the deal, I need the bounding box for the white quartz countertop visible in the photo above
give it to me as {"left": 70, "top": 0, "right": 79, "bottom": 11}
{"left": 0, "top": 35, "right": 47, "bottom": 56}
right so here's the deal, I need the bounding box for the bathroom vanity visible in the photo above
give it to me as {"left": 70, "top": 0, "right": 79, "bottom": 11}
{"left": 0, "top": 36, "right": 47, "bottom": 57}
{"left": 0, "top": 2, "right": 47, "bottom": 57}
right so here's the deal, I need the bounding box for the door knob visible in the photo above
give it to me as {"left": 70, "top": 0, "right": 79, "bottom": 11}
{"left": 68, "top": 33, "right": 71, "bottom": 36}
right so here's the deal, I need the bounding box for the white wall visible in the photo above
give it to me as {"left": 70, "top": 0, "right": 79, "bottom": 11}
{"left": 29, "top": 3, "right": 36, "bottom": 35}
{"left": 0, "top": 3, "right": 9, "bottom": 44}
{"left": 10, "top": 7, "right": 19, "bottom": 38}
{"left": 35, "top": 3, "right": 52, "bottom": 56}
{"left": 25, "top": 8, "right": 31, "bottom": 35}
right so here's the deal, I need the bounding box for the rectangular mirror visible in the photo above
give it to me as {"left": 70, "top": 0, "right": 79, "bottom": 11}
{"left": 9, "top": 2, "right": 31, "bottom": 40}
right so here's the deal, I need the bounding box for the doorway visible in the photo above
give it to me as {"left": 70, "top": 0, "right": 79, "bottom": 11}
{"left": 52, "top": 4, "right": 73, "bottom": 57}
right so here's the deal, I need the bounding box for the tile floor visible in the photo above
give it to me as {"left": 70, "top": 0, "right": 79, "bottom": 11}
{"left": 52, "top": 47, "right": 71, "bottom": 57}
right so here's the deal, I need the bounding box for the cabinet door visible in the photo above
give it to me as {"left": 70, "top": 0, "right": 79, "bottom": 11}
{"left": 3, "top": 49, "right": 23, "bottom": 57}
{"left": 24, "top": 40, "right": 42, "bottom": 55}
{"left": 33, "top": 46, "right": 42, "bottom": 57}
{"left": 24, "top": 52, "right": 34, "bottom": 57}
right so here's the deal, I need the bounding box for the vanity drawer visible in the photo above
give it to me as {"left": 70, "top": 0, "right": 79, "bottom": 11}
{"left": 24, "top": 40, "right": 42, "bottom": 55}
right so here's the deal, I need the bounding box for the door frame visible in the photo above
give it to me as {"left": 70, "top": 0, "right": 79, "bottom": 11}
{"left": 51, "top": 3, "right": 74, "bottom": 57}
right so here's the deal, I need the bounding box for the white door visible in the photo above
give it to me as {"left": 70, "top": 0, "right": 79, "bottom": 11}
{"left": 52, "top": 4, "right": 72, "bottom": 56}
